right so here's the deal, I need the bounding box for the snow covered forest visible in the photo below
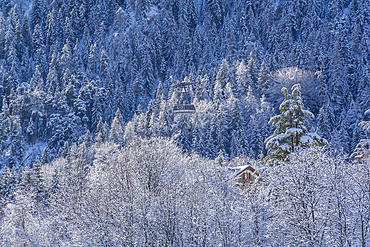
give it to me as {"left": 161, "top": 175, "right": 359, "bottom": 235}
{"left": 0, "top": 0, "right": 370, "bottom": 245}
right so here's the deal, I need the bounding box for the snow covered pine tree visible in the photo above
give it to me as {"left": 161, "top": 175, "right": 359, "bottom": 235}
{"left": 264, "top": 84, "right": 327, "bottom": 163}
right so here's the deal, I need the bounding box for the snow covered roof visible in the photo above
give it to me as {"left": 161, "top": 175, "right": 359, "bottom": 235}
{"left": 228, "top": 164, "right": 255, "bottom": 178}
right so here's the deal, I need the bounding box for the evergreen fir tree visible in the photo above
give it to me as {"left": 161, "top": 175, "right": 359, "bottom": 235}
{"left": 48, "top": 169, "right": 59, "bottom": 195}
{"left": 257, "top": 61, "right": 269, "bottom": 97}
{"left": 72, "top": 39, "right": 85, "bottom": 81}
{"left": 329, "top": 42, "right": 350, "bottom": 116}
{"left": 215, "top": 149, "right": 226, "bottom": 167}
{"left": 9, "top": 116, "right": 24, "bottom": 168}
{"left": 249, "top": 114, "right": 263, "bottom": 159}
{"left": 102, "top": 121, "right": 110, "bottom": 143}
{"left": 351, "top": 119, "right": 365, "bottom": 153}
{"left": 46, "top": 62, "right": 59, "bottom": 93}
{"left": 156, "top": 99, "right": 173, "bottom": 138}
{"left": 87, "top": 43, "right": 99, "bottom": 78}
{"left": 4, "top": 21, "right": 17, "bottom": 67}
{"left": 246, "top": 52, "right": 258, "bottom": 93}
{"left": 32, "top": 156, "right": 46, "bottom": 202}
{"left": 109, "top": 111, "right": 124, "bottom": 146}
{"left": 209, "top": 104, "right": 226, "bottom": 158}
{"left": 192, "top": 123, "right": 203, "bottom": 155}
{"left": 338, "top": 121, "right": 351, "bottom": 154}
{"left": 92, "top": 91, "right": 103, "bottom": 131}
{"left": 229, "top": 99, "right": 248, "bottom": 158}
{"left": 0, "top": 167, "right": 14, "bottom": 198}
{"left": 0, "top": 98, "right": 9, "bottom": 155}
{"left": 40, "top": 147, "right": 50, "bottom": 164}
{"left": 59, "top": 141, "right": 70, "bottom": 158}
{"left": 84, "top": 130, "right": 93, "bottom": 148}
{"left": 174, "top": 114, "right": 192, "bottom": 153}
{"left": 45, "top": 8, "right": 58, "bottom": 55}
{"left": 64, "top": 17, "right": 76, "bottom": 48}
{"left": 235, "top": 60, "right": 247, "bottom": 98}
{"left": 141, "top": 37, "right": 155, "bottom": 98}
{"left": 30, "top": 0, "right": 45, "bottom": 32}
{"left": 317, "top": 103, "right": 333, "bottom": 141}
{"left": 0, "top": 13, "right": 4, "bottom": 60}
{"left": 144, "top": 100, "right": 155, "bottom": 138}
{"left": 32, "top": 24, "right": 47, "bottom": 78}
{"left": 265, "top": 84, "right": 327, "bottom": 163}
{"left": 59, "top": 39, "right": 72, "bottom": 71}
{"left": 21, "top": 165, "right": 33, "bottom": 190}
{"left": 244, "top": 85, "right": 258, "bottom": 117}
{"left": 100, "top": 50, "right": 114, "bottom": 92}
{"left": 358, "top": 65, "right": 370, "bottom": 110}
{"left": 215, "top": 59, "right": 231, "bottom": 93}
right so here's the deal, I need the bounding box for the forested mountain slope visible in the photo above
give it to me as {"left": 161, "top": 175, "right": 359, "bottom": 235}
{"left": 0, "top": 0, "right": 370, "bottom": 167}
{"left": 1, "top": 0, "right": 370, "bottom": 245}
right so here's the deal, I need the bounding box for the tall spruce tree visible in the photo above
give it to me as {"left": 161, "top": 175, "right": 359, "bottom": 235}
{"left": 109, "top": 109, "right": 124, "bottom": 146}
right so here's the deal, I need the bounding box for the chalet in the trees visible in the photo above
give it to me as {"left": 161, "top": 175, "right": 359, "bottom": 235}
{"left": 229, "top": 164, "right": 257, "bottom": 187}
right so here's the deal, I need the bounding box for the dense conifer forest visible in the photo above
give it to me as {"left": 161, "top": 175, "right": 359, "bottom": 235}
{"left": 0, "top": 0, "right": 370, "bottom": 245}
